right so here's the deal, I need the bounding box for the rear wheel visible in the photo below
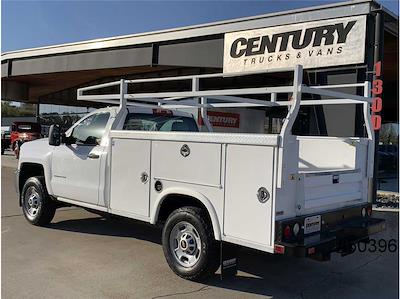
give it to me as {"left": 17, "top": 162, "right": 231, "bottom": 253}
{"left": 162, "top": 206, "right": 219, "bottom": 281}
{"left": 21, "top": 176, "right": 56, "bottom": 226}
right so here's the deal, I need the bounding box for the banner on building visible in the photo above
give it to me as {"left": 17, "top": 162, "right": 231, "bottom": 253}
{"left": 223, "top": 16, "right": 366, "bottom": 73}
{"left": 199, "top": 111, "right": 240, "bottom": 128}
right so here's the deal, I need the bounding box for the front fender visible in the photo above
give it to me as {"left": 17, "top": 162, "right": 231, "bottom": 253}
{"left": 150, "top": 187, "right": 222, "bottom": 241}
{"left": 18, "top": 140, "right": 54, "bottom": 195}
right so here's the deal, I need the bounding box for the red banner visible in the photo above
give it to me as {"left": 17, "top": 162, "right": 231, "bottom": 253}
{"left": 199, "top": 111, "right": 240, "bottom": 128}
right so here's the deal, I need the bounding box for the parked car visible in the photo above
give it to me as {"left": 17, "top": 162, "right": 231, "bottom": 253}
{"left": 10, "top": 122, "right": 41, "bottom": 158}
{"left": 1, "top": 126, "right": 11, "bottom": 155}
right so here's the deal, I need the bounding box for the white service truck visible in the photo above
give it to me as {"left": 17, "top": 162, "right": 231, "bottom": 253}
{"left": 16, "top": 66, "right": 385, "bottom": 280}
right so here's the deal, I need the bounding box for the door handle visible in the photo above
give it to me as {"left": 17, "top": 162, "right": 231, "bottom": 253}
{"left": 87, "top": 153, "right": 100, "bottom": 159}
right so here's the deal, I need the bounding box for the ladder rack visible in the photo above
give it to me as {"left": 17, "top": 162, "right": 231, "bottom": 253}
{"left": 77, "top": 65, "right": 374, "bottom": 140}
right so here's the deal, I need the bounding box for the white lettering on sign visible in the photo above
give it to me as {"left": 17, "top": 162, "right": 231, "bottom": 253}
{"left": 223, "top": 16, "right": 366, "bottom": 73}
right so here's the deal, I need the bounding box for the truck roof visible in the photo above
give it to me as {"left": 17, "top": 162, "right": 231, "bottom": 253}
{"left": 95, "top": 106, "right": 195, "bottom": 119}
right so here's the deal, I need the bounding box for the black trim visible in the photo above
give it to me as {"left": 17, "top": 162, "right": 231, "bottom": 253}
{"left": 275, "top": 204, "right": 386, "bottom": 260}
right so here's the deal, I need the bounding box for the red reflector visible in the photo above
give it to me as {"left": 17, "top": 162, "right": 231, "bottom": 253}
{"left": 274, "top": 244, "right": 285, "bottom": 254}
{"left": 308, "top": 247, "right": 316, "bottom": 255}
{"left": 367, "top": 206, "right": 372, "bottom": 216}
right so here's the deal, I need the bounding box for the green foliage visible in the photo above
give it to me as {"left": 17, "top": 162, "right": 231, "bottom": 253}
{"left": 1, "top": 101, "right": 36, "bottom": 117}
{"left": 379, "top": 123, "right": 399, "bottom": 145}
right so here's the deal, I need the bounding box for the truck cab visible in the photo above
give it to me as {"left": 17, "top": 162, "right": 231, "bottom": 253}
{"left": 18, "top": 106, "right": 199, "bottom": 205}
{"left": 48, "top": 107, "right": 198, "bottom": 206}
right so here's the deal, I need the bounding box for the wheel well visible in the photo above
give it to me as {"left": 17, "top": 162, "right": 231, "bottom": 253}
{"left": 157, "top": 194, "right": 213, "bottom": 226}
{"left": 19, "top": 163, "right": 45, "bottom": 194}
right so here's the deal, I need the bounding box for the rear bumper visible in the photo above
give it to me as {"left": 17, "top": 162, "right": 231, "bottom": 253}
{"left": 275, "top": 205, "right": 386, "bottom": 260}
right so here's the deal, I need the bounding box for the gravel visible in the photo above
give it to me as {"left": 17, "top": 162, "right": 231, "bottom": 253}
{"left": 376, "top": 191, "right": 399, "bottom": 208}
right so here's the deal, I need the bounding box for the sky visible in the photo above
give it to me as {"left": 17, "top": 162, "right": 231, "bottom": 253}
{"left": 1, "top": 0, "right": 398, "bottom": 52}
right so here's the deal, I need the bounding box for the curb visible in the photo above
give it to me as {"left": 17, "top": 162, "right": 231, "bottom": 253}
{"left": 372, "top": 205, "right": 399, "bottom": 212}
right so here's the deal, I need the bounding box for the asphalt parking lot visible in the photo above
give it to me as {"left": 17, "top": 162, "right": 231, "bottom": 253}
{"left": 1, "top": 152, "right": 399, "bottom": 299}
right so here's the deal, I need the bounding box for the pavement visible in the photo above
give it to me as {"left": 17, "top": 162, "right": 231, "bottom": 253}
{"left": 1, "top": 152, "right": 399, "bottom": 299}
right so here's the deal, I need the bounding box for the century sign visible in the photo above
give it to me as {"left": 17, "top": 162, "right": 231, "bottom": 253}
{"left": 223, "top": 16, "right": 366, "bottom": 73}
{"left": 198, "top": 111, "right": 240, "bottom": 128}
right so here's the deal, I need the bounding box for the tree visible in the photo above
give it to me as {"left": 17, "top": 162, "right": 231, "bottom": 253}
{"left": 1, "top": 101, "right": 36, "bottom": 117}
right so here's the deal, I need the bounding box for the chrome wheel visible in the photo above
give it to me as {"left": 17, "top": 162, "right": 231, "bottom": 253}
{"left": 24, "top": 186, "right": 42, "bottom": 219}
{"left": 169, "top": 221, "right": 202, "bottom": 268}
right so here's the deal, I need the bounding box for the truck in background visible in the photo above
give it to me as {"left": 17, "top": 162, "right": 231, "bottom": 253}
{"left": 10, "top": 122, "right": 41, "bottom": 158}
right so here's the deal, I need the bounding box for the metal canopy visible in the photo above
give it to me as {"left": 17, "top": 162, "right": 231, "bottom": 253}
{"left": 1, "top": 0, "right": 375, "bottom": 61}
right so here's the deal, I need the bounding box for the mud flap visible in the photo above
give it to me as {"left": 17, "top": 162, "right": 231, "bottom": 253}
{"left": 220, "top": 242, "right": 238, "bottom": 280}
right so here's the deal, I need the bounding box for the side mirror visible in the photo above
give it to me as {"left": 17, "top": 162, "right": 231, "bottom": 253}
{"left": 48, "top": 124, "right": 61, "bottom": 146}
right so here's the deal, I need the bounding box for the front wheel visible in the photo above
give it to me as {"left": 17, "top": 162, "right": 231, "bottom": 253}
{"left": 21, "top": 176, "right": 56, "bottom": 226}
{"left": 162, "top": 206, "right": 220, "bottom": 281}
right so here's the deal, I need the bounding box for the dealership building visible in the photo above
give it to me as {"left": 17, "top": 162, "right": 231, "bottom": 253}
{"left": 1, "top": 0, "right": 399, "bottom": 191}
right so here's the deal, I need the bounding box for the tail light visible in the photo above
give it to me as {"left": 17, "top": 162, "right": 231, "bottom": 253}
{"left": 153, "top": 108, "right": 172, "bottom": 115}
{"left": 283, "top": 225, "right": 291, "bottom": 239}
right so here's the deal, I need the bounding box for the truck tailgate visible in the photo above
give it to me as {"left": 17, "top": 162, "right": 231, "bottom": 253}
{"left": 298, "top": 169, "right": 364, "bottom": 212}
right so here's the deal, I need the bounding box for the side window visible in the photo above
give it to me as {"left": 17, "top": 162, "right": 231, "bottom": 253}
{"left": 70, "top": 112, "right": 110, "bottom": 145}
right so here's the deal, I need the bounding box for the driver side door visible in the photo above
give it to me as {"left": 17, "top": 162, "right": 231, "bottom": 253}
{"left": 51, "top": 111, "right": 110, "bottom": 206}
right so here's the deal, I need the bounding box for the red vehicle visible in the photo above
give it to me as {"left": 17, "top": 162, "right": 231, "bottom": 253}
{"left": 10, "top": 122, "right": 41, "bottom": 158}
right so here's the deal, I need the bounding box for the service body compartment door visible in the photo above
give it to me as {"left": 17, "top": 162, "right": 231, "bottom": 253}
{"left": 151, "top": 141, "right": 222, "bottom": 187}
{"left": 224, "top": 145, "right": 275, "bottom": 246}
{"left": 110, "top": 139, "right": 151, "bottom": 217}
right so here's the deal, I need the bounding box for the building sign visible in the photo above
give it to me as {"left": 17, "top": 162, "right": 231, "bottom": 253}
{"left": 223, "top": 16, "right": 366, "bottom": 73}
{"left": 199, "top": 111, "right": 240, "bottom": 128}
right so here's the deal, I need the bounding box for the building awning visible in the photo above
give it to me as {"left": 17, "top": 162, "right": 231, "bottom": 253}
{"left": 1, "top": 0, "right": 398, "bottom": 123}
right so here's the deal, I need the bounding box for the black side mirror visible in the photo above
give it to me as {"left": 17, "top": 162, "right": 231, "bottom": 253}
{"left": 85, "top": 136, "right": 98, "bottom": 145}
{"left": 48, "top": 124, "right": 61, "bottom": 146}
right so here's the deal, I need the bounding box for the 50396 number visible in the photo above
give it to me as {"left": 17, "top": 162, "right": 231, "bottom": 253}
{"left": 357, "top": 239, "right": 397, "bottom": 253}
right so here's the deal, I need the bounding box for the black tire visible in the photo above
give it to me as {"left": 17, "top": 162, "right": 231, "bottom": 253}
{"left": 21, "top": 176, "right": 56, "bottom": 226}
{"left": 162, "top": 206, "right": 220, "bottom": 281}
{"left": 1, "top": 147, "right": 4, "bottom": 155}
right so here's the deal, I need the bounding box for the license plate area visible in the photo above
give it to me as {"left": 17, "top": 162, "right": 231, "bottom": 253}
{"left": 304, "top": 215, "right": 321, "bottom": 235}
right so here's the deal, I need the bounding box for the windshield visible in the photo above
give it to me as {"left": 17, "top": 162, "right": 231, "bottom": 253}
{"left": 123, "top": 113, "right": 198, "bottom": 132}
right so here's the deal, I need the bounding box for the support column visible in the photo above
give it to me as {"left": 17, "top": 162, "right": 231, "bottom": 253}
{"left": 372, "top": 9, "right": 385, "bottom": 203}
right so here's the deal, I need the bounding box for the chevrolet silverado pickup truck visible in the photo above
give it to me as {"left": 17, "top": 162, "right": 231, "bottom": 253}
{"left": 16, "top": 66, "right": 385, "bottom": 280}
